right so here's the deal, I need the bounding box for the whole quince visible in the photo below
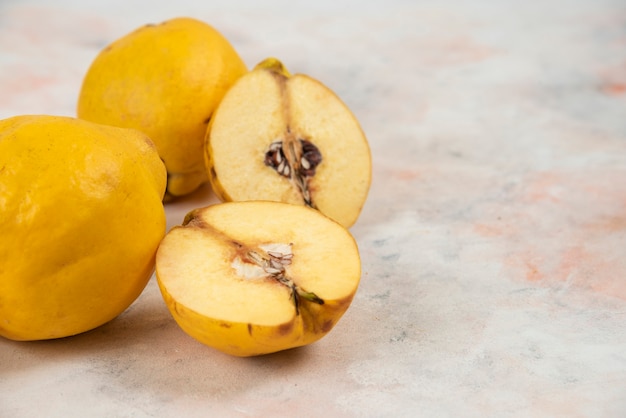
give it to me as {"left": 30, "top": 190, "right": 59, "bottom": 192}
{"left": 77, "top": 17, "right": 248, "bottom": 199}
{"left": 0, "top": 115, "right": 167, "bottom": 341}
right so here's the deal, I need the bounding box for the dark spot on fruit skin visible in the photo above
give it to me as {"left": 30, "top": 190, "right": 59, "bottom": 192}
{"left": 143, "top": 136, "right": 157, "bottom": 150}
{"left": 203, "top": 116, "right": 211, "bottom": 124}
{"left": 321, "top": 319, "right": 334, "bottom": 333}
{"left": 219, "top": 322, "right": 231, "bottom": 328}
{"left": 278, "top": 321, "right": 294, "bottom": 336}
{"left": 247, "top": 323, "right": 253, "bottom": 336}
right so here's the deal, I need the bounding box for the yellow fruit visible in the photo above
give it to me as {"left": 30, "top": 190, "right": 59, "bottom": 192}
{"left": 205, "top": 57, "right": 372, "bottom": 228}
{"left": 0, "top": 115, "right": 167, "bottom": 340}
{"left": 156, "top": 201, "right": 361, "bottom": 357}
{"left": 77, "top": 17, "right": 248, "bottom": 199}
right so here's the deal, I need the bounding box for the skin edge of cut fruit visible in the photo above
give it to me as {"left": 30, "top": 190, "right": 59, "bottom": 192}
{"left": 157, "top": 280, "right": 356, "bottom": 357}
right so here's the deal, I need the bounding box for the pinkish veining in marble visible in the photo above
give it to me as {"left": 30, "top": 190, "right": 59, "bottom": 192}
{"left": 1, "top": 0, "right": 625, "bottom": 417}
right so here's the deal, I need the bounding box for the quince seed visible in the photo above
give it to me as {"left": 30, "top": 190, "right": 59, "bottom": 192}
{"left": 264, "top": 266, "right": 283, "bottom": 275}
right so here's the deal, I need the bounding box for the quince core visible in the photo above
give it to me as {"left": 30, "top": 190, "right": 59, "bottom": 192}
{"left": 155, "top": 201, "right": 361, "bottom": 357}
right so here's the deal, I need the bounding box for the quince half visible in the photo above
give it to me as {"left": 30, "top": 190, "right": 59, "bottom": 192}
{"left": 205, "top": 58, "right": 372, "bottom": 228}
{"left": 155, "top": 201, "right": 361, "bottom": 357}
{"left": 0, "top": 115, "right": 167, "bottom": 340}
{"left": 77, "top": 17, "right": 248, "bottom": 199}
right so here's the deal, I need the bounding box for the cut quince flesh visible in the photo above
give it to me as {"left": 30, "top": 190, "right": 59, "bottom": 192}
{"left": 155, "top": 201, "right": 361, "bottom": 357}
{"left": 205, "top": 58, "right": 371, "bottom": 228}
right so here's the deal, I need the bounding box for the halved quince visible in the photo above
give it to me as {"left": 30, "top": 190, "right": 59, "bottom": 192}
{"left": 155, "top": 201, "right": 361, "bottom": 357}
{"left": 205, "top": 58, "right": 371, "bottom": 228}
{"left": 77, "top": 17, "right": 248, "bottom": 199}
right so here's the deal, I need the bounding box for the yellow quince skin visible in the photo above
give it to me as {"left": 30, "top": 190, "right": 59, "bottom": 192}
{"left": 77, "top": 17, "right": 248, "bottom": 199}
{"left": 0, "top": 115, "right": 167, "bottom": 340}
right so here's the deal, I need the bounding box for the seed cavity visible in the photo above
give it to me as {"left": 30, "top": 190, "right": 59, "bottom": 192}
{"left": 300, "top": 140, "right": 323, "bottom": 177}
{"left": 233, "top": 243, "right": 324, "bottom": 315}
{"left": 264, "top": 138, "right": 323, "bottom": 208}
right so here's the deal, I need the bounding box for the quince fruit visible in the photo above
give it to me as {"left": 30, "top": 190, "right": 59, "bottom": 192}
{"left": 77, "top": 17, "right": 248, "bottom": 200}
{"left": 205, "top": 58, "right": 372, "bottom": 228}
{"left": 155, "top": 201, "right": 361, "bottom": 357}
{"left": 0, "top": 115, "right": 167, "bottom": 340}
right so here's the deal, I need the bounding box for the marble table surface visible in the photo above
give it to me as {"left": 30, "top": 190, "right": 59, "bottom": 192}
{"left": 1, "top": 0, "right": 625, "bottom": 416}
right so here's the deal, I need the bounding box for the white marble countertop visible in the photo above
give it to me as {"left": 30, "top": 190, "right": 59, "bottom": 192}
{"left": 1, "top": 0, "right": 625, "bottom": 417}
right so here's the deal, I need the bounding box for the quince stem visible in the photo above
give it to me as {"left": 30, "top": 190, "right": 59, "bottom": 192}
{"left": 254, "top": 57, "right": 292, "bottom": 78}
